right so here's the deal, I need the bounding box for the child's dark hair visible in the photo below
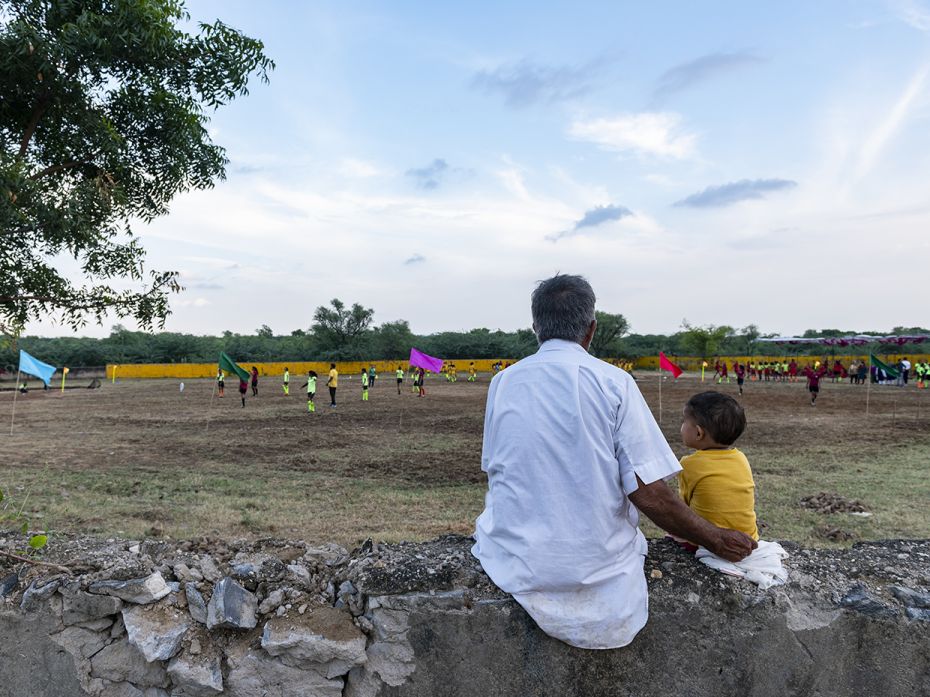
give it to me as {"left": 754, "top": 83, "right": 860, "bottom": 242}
{"left": 685, "top": 391, "right": 746, "bottom": 445}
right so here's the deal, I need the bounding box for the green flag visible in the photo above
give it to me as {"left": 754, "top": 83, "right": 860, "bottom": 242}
{"left": 870, "top": 354, "right": 899, "bottom": 378}
{"left": 219, "top": 352, "right": 250, "bottom": 382}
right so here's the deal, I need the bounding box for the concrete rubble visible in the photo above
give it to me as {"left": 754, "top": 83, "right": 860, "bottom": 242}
{"left": 0, "top": 532, "right": 928, "bottom": 696}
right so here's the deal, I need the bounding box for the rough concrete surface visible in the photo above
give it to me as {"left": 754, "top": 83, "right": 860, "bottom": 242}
{"left": 1, "top": 533, "right": 929, "bottom": 696}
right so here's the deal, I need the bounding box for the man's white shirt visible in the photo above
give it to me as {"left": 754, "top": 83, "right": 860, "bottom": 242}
{"left": 472, "top": 339, "right": 681, "bottom": 649}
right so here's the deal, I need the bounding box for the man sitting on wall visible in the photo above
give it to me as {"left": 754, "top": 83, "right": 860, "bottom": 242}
{"left": 472, "top": 274, "right": 756, "bottom": 649}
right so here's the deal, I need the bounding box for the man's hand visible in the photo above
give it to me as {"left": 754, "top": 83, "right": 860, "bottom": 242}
{"left": 707, "top": 528, "right": 756, "bottom": 563}
{"left": 629, "top": 475, "right": 757, "bottom": 562}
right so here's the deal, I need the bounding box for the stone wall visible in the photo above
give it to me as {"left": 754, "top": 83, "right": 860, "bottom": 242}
{"left": 1, "top": 534, "right": 928, "bottom": 697}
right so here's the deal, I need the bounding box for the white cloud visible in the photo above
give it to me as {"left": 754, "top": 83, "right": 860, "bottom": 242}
{"left": 853, "top": 63, "right": 930, "bottom": 181}
{"left": 173, "top": 297, "right": 211, "bottom": 308}
{"left": 889, "top": 0, "right": 930, "bottom": 31}
{"left": 568, "top": 112, "right": 697, "bottom": 159}
{"left": 339, "top": 158, "right": 382, "bottom": 178}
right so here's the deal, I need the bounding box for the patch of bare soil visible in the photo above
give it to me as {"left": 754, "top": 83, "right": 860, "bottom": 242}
{"left": 801, "top": 492, "right": 869, "bottom": 514}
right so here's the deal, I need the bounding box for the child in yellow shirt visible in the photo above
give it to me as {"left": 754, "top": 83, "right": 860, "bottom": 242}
{"left": 678, "top": 391, "right": 759, "bottom": 546}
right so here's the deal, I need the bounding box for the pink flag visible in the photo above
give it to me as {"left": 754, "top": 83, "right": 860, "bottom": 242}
{"left": 409, "top": 348, "right": 444, "bottom": 373}
{"left": 659, "top": 352, "right": 683, "bottom": 379}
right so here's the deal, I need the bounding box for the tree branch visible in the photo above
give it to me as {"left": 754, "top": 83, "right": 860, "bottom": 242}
{"left": 0, "top": 549, "right": 72, "bottom": 574}
{"left": 18, "top": 92, "right": 51, "bottom": 158}
{"left": 29, "top": 160, "right": 95, "bottom": 180}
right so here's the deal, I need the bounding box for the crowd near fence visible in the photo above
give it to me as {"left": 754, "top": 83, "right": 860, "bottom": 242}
{"left": 633, "top": 354, "right": 930, "bottom": 372}
{"left": 81, "top": 355, "right": 930, "bottom": 381}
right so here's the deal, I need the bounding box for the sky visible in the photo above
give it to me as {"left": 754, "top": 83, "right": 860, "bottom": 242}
{"left": 26, "top": 0, "right": 930, "bottom": 338}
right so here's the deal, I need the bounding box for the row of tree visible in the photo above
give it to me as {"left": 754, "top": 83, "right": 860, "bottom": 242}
{"left": 2, "top": 298, "right": 926, "bottom": 369}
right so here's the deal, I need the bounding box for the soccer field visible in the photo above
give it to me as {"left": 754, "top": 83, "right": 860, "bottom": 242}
{"left": 2, "top": 372, "right": 928, "bottom": 547}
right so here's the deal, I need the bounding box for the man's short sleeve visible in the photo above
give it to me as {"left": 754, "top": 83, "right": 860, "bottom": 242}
{"left": 480, "top": 375, "right": 500, "bottom": 472}
{"left": 613, "top": 377, "right": 681, "bottom": 495}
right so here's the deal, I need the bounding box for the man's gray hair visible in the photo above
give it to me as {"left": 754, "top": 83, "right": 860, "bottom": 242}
{"left": 531, "top": 274, "right": 596, "bottom": 344}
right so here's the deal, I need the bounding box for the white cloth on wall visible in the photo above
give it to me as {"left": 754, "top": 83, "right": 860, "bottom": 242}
{"left": 696, "top": 540, "right": 789, "bottom": 590}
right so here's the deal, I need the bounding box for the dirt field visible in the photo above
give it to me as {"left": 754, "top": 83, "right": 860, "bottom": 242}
{"left": 2, "top": 371, "right": 928, "bottom": 547}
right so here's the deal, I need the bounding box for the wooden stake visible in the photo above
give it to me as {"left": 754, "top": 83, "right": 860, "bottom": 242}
{"left": 658, "top": 368, "right": 663, "bottom": 424}
{"left": 9, "top": 369, "right": 20, "bottom": 436}
{"left": 203, "top": 378, "right": 217, "bottom": 434}
{"left": 865, "top": 354, "right": 872, "bottom": 417}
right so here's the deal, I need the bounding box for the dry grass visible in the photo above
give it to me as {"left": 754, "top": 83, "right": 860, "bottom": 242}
{"left": 2, "top": 375, "right": 928, "bottom": 547}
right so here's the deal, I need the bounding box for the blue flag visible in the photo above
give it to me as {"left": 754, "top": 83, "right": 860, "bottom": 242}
{"left": 18, "top": 350, "right": 56, "bottom": 386}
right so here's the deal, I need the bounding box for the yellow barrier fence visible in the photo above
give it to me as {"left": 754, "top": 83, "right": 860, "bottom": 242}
{"left": 106, "top": 359, "right": 514, "bottom": 381}
{"left": 107, "top": 353, "right": 930, "bottom": 380}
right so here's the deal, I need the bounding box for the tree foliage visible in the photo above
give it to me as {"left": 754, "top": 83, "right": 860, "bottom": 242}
{"left": 589, "top": 311, "right": 630, "bottom": 357}
{"left": 678, "top": 320, "right": 734, "bottom": 359}
{"left": 1, "top": 299, "right": 923, "bottom": 370}
{"left": 0, "top": 0, "right": 273, "bottom": 332}
{"left": 311, "top": 299, "right": 375, "bottom": 358}
{"left": 739, "top": 324, "right": 760, "bottom": 355}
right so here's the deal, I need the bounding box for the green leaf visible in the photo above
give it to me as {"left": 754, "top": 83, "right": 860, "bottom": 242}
{"left": 28, "top": 534, "right": 48, "bottom": 550}
{"left": 21, "top": 520, "right": 29, "bottom": 534}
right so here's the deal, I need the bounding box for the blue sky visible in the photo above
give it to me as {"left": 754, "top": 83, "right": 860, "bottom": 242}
{"left": 31, "top": 1, "right": 930, "bottom": 337}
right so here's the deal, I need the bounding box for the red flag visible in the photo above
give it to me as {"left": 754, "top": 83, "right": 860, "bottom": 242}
{"left": 659, "top": 352, "right": 682, "bottom": 379}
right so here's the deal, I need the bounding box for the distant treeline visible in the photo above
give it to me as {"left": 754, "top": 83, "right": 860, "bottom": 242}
{"left": 5, "top": 320, "right": 928, "bottom": 369}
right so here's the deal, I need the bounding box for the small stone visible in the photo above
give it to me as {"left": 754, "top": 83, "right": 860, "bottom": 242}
{"left": 186, "top": 583, "right": 208, "bottom": 625}
{"left": 111, "top": 617, "right": 127, "bottom": 639}
{"left": 20, "top": 578, "right": 61, "bottom": 612}
{"left": 167, "top": 652, "right": 223, "bottom": 696}
{"left": 840, "top": 583, "right": 895, "bottom": 618}
{"left": 198, "top": 556, "right": 222, "bottom": 583}
{"left": 231, "top": 563, "right": 256, "bottom": 579}
{"left": 298, "top": 604, "right": 308, "bottom": 615}
{"left": 888, "top": 585, "right": 930, "bottom": 609}
{"left": 89, "top": 572, "right": 171, "bottom": 605}
{"left": 1, "top": 572, "right": 19, "bottom": 597}
{"left": 51, "top": 625, "right": 110, "bottom": 660}
{"left": 174, "top": 563, "right": 203, "bottom": 583}
{"left": 189, "top": 638, "right": 202, "bottom": 655}
{"left": 258, "top": 588, "right": 286, "bottom": 615}
{"left": 91, "top": 639, "right": 168, "bottom": 687}
{"left": 650, "top": 569, "right": 663, "bottom": 580}
{"left": 61, "top": 584, "right": 124, "bottom": 625}
{"left": 286, "top": 563, "right": 311, "bottom": 585}
{"left": 906, "top": 607, "right": 930, "bottom": 621}
{"left": 206, "top": 577, "right": 258, "bottom": 630}
{"left": 276, "top": 605, "right": 287, "bottom": 617}
{"left": 123, "top": 603, "right": 189, "bottom": 662}
{"left": 261, "top": 608, "right": 368, "bottom": 676}
{"left": 337, "top": 580, "right": 364, "bottom": 616}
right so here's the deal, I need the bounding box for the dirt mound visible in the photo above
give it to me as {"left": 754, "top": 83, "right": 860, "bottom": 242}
{"left": 815, "top": 525, "right": 857, "bottom": 542}
{"left": 801, "top": 492, "right": 868, "bottom": 514}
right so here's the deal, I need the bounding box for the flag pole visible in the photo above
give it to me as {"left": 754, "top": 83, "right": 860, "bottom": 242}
{"left": 204, "top": 375, "right": 218, "bottom": 434}
{"left": 9, "top": 370, "right": 20, "bottom": 436}
{"left": 658, "top": 365, "right": 663, "bottom": 424}
{"left": 866, "top": 353, "right": 872, "bottom": 417}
